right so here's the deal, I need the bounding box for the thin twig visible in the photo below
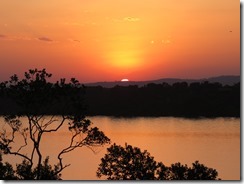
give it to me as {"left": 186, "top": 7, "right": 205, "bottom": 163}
{"left": 16, "top": 131, "right": 28, "bottom": 153}
{"left": 8, "top": 150, "right": 32, "bottom": 163}
{"left": 43, "top": 117, "right": 66, "bottom": 133}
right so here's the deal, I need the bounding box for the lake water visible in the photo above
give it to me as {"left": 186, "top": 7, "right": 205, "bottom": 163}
{"left": 1, "top": 116, "right": 240, "bottom": 180}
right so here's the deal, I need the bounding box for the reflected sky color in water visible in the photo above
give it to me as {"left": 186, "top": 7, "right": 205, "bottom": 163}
{"left": 1, "top": 116, "right": 240, "bottom": 180}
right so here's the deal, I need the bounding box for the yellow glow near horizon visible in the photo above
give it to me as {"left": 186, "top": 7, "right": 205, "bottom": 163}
{"left": 101, "top": 25, "right": 146, "bottom": 71}
{"left": 106, "top": 50, "right": 140, "bottom": 69}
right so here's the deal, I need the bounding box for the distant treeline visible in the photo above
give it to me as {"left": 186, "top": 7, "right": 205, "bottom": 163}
{"left": 0, "top": 80, "right": 240, "bottom": 118}
{"left": 84, "top": 82, "right": 240, "bottom": 118}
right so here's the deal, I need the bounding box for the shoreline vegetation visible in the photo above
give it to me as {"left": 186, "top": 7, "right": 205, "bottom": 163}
{"left": 84, "top": 82, "right": 240, "bottom": 118}
{"left": 0, "top": 79, "right": 240, "bottom": 118}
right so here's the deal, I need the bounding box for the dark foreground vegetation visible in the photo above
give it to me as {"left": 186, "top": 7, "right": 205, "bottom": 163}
{"left": 0, "top": 143, "right": 220, "bottom": 180}
{"left": 97, "top": 143, "right": 220, "bottom": 180}
{"left": 0, "top": 69, "right": 227, "bottom": 180}
{"left": 85, "top": 81, "right": 240, "bottom": 117}
{"left": 0, "top": 69, "right": 110, "bottom": 180}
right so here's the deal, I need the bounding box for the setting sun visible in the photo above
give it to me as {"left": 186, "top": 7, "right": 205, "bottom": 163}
{"left": 121, "top": 79, "right": 129, "bottom": 82}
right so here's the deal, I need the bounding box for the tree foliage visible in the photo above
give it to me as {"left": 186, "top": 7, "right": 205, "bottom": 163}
{"left": 97, "top": 143, "right": 220, "bottom": 180}
{"left": 97, "top": 143, "right": 158, "bottom": 180}
{"left": 0, "top": 69, "right": 110, "bottom": 180}
{"left": 0, "top": 153, "right": 61, "bottom": 180}
{"left": 0, "top": 153, "right": 17, "bottom": 179}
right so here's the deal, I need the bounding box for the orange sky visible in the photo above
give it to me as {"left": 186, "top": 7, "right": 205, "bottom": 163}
{"left": 0, "top": 0, "right": 240, "bottom": 83}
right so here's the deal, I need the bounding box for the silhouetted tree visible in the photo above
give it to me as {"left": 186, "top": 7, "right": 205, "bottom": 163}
{"left": 0, "top": 153, "right": 61, "bottom": 180}
{"left": 167, "top": 162, "right": 188, "bottom": 180}
{"left": 0, "top": 69, "right": 110, "bottom": 180}
{"left": 97, "top": 143, "right": 220, "bottom": 180}
{"left": 15, "top": 157, "right": 61, "bottom": 180}
{"left": 96, "top": 143, "right": 158, "bottom": 180}
{"left": 187, "top": 160, "right": 219, "bottom": 180}
{"left": 0, "top": 153, "right": 17, "bottom": 179}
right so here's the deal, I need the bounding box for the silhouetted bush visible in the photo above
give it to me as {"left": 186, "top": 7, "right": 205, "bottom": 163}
{"left": 97, "top": 143, "right": 220, "bottom": 180}
{"left": 0, "top": 153, "right": 61, "bottom": 180}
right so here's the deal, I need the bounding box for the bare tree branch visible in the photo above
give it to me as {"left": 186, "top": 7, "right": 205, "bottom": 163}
{"left": 42, "top": 115, "right": 56, "bottom": 130}
{"left": 43, "top": 116, "right": 66, "bottom": 133}
{"left": 16, "top": 130, "right": 28, "bottom": 153}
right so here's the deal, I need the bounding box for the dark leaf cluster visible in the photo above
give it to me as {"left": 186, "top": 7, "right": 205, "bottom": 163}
{"left": 0, "top": 154, "right": 61, "bottom": 180}
{"left": 0, "top": 68, "right": 87, "bottom": 115}
{"left": 97, "top": 143, "right": 220, "bottom": 180}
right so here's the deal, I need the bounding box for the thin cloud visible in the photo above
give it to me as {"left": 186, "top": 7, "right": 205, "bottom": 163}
{"left": 73, "top": 39, "right": 80, "bottom": 42}
{"left": 162, "top": 39, "right": 171, "bottom": 43}
{"left": 38, "top": 37, "right": 53, "bottom": 42}
{"left": 67, "top": 38, "right": 81, "bottom": 43}
{"left": 0, "top": 34, "right": 13, "bottom": 41}
{"left": 0, "top": 34, "right": 38, "bottom": 41}
{"left": 123, "top": 17, "right": 140, "bottom": 22}
{"left": 0, "top": 34, "right": 7, "bottom": 38}
{"left": 113, "top": 17, "right": 140, "bottom": 23}
{"left": 63, "top": 22, "right": 82, "bottom": 26}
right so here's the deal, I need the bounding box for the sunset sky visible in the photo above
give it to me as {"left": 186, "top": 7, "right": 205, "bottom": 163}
{"left": 0, "top": 0, "right": 240, "bottom": 83}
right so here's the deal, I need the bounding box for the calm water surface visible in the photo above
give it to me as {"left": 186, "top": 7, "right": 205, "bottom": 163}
{"left": 1, "top": 116, "right": 240, "bottom": 180}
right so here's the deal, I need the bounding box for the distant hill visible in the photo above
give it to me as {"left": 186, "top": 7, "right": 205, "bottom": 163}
{"left": 84, "top": 75, "right": 240, "bottom": 88}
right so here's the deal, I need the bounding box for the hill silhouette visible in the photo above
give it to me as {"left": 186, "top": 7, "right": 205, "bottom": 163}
{"left": 84, "top": 75, "right": 240, "bottom": 88}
